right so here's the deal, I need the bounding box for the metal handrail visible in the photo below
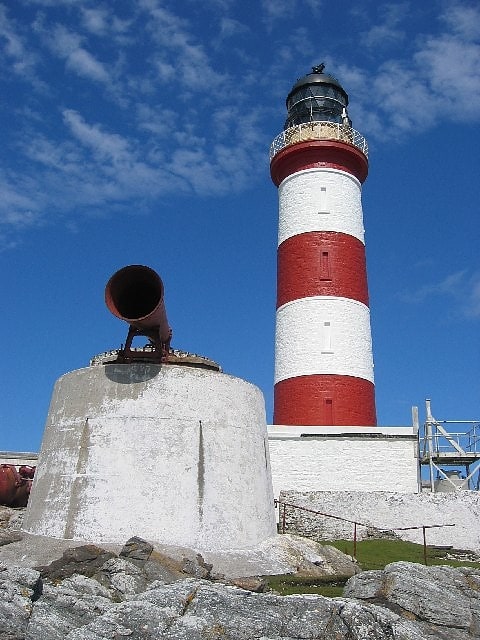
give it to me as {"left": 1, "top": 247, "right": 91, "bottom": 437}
{"left": 276, "top": 499, "right": 454, "bottom": 564}
{"left": 270, "top": 121, "right": 368, "bottom": 160}
{"left": 420, "top": 424, "right": 480, "bottom": 456}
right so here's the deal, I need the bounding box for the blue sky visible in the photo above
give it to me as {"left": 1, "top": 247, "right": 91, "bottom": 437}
{"left": 1, "top": 0, "right": 479, "bottom": 452}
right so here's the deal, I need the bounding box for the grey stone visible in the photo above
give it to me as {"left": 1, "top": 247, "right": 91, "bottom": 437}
{"left": 25, "top": 574, "right": 114, "bottom": 640}
{"left": 0, "top": 506, "right": 25, "bottom": 532}
{"left": 61, "top": 578, "right": 408, "bottom": 640}
{"left": 119, "top": 536, "right": 153, "bottom": 566}
{"left": 228, "top": 576, "right": 267, "bottom": 593}
{"left": 0, "top": 566, "right": 41, "bottom": 639}
{"left": 37, "top": 544, "right": 116, "bottom": 580}
{"left": 344, "top": 561, "right": 480, "bottom": 637}
{"left": 180, "top": 553, "right": 213, "bottom": 579}
{"left": 0, "top": 530, "right": 23, "bottom": 547}
{"left": 93, "top": 557, "right": 149, "bottom": 600}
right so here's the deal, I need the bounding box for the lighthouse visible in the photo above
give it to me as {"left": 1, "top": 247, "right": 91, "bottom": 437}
{"left": 270, "top": 65, "right": 376, "bottom": 427}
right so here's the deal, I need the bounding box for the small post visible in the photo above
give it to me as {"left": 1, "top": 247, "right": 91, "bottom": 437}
{"left": 353, "top": 522, "right": 358, "bottom": 559}
{"left": 423, "top": 526, "right": 428, "bottom": 565}
{"left": 282, "top": 503, "right": 286, "bottom": 534}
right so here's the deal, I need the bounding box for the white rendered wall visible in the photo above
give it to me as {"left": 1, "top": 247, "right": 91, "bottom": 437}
{"left": 274, "top": 297, "right": 374, "bottom": 383}
{"left": 268, "top": 426, "right": 419, "bottom": 496}
{"left": 24, "top": 365, "right": 276, "bottom": 550}
{"left": 278, "top": 168, "right": 364, "bottom": 245}
{"left": 280, "top": 490, "right": 480, "bottom": 552}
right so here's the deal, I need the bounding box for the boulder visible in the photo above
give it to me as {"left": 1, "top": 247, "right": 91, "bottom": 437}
{"left": 93, "top": 557, "right": 149, "bottom": 600}
{"left": 37, "top": 544, "right": 116, "bottom": 580}
{"left": 344, "top": 560, "right": 480, "bottom": 638}
{"left": 119, "top": 536, "right": 153, "bottom": 566}
{"left": 0, "top": 566, "right": 41, "bottom": 639}
{"left": 25, "top": 574, "right": 114, "bottom": 640}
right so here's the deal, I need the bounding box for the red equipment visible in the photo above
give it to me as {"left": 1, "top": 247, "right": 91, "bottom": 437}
{"left": 0, "top": 464, "right": 35, "bottom": 508}
{"left": 105, "top": 265, "right": 172, "bottom": 363}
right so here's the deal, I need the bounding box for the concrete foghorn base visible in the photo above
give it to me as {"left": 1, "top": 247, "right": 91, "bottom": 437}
{"left": 24, "top": 364, "right": 276, "bottom": 550}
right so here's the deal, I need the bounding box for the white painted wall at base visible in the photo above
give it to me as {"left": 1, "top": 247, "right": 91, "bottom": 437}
{"left": 24, "top": 364, "right": 276, "bottom": 550}
{"left": 268, "top": 425, "right": 419, "bottom": 496}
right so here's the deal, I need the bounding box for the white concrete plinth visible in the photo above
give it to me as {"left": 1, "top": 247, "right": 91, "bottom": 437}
{"left": 268, "top": 425, "right": 419, "bottom": 495}
{"left": 24, "top": 364, "right": 276, "bottom": 550}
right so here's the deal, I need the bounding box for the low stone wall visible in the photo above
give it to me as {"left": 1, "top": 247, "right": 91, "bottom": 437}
{"left": 279, "top": 490, "right": 480, "bottom": 552}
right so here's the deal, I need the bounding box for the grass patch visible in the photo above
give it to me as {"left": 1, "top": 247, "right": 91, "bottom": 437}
{"left": 264, "top": 573, "right": 349, "bottom": 597}
{"left": 326, "top": 539, "right": 480, "bottom": 572}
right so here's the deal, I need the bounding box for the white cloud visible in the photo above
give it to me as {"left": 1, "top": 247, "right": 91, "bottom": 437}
{"left": 441, "top": 2, "right": 480, "bottom": 41}
{"left": 464, "top": 274, "right": 480, "bottom": 318}
{"left": 345, "top": 2, "right": 480, "bottom": 138}
{"left": 399, "top": 270, "right": 480, "bottom": 321}
{"left": 140, "top": 0, "right": 227, "bottom": 93}
{"left": 41, "top": 23, "right": 110, "bottom": 83}
{"left": 414, "top": 35, "right": 480, "bottom": 121}
{"left": 63, "top": 110, "right": 130, "bottom": 162}
{"left": 261, "top": 0, "right": 295, "bottom": 22}
{"left": 217, "top": 17, "right": 248, "bottom": 41}
{"left": 360, "top": 2, "right": 408, "bottom": 49}
{"left": 0, "top": 4, "right": 38, "bottom": 78}
{"left": 400, "top": 271, "right": 468, "bottom": 303}
{"left": 81, "top": 8, "right": 108, "bottom": 35}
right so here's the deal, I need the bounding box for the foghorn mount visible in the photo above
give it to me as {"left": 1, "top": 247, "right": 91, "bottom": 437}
{"left": 104, "top": 264, "right": 220, "bottom": 370}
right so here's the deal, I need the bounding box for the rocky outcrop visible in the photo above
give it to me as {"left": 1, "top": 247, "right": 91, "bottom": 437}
{"left": 344, "top": 560, "right": 480, "bottom": 639}
{"left": 1, "top": 548, "right": 479, "bottom": 639}
{"left": 0, "top": 510, "right": 478, "bottom": 639}
{"left": 0, "top": 566, "right": 41, "bottom": 639}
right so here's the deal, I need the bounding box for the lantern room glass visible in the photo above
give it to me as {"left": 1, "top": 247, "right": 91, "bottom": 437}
{"left": 284, "top": 80, "right": 350, "bottom": 129}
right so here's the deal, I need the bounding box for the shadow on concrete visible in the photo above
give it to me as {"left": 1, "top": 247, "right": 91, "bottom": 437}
{"left": 104, "top": 363, "right": 161, "bottom": 384}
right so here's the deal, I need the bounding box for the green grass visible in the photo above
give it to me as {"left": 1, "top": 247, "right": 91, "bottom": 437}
{"left": 327, "top": 539, "right": 480, "bottom": 571}
{"left": 264, "top": 573, "right": 349, "bottom": 597}
{"left": 264, "top": 539, "right": 480, "bottom": 597}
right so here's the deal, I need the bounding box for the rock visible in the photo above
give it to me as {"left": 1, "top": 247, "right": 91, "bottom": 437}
{"left": 93, "top": 557, "right": 149, "bottom": 600}
{"left": 344, "top": 560, "right": 480, "bottom": 638}
{"left": 61, "top": 578, "right": 409, "bottom": 640}
{"left": 1, "top": 525, "right": 480, "bottom": 640}
{"left": 0, "top": 506, "right": 25, "bottom": 531}
{"left": 25, "top": 574, "right": 114, "bottom": 640}
{"left": 37, "top": 544, "right": 116, "bottom": 580}
{"left": 0, "top": 530, "right": 23, "bottom": 547}
{"left": 119, "top": 536, "right": 153, "bottom": 566}
{"left": 180, "top": 553, "right": 213, "bottom": 579}
{"left": 261, "top": 534, "right": 360, "bottom": 578}
{"left": 0, "top": 566, "right": 41, "bottom": 639}
{"left": 142, "top": 550, "right": 185, "bottom": 584}
{"left": 227, "top": 576, "right": 267, "bottom": 592}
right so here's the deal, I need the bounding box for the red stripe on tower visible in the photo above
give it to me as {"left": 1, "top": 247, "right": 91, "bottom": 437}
{"left": 270, "top": 64, "right": 376, "bottom": 426}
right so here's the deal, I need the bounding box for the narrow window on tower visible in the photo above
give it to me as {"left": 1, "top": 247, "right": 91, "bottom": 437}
{"left": 320, "top": 251, "right": 331, "bottom": 280}
{"left": 325, "top": 398, "right": 333, "bottom": 424}
{"left": 322, "top": 321, "right": 333, "bottom": 353}
{"left": 318, "top": 186, "right": 329, "bottom": 214}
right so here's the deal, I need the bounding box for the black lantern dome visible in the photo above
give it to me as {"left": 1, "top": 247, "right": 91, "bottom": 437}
{"left": 284, "top": 64, "right": 351, "bottom": 130}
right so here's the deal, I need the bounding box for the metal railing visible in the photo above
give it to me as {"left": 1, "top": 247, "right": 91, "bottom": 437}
{"left": 275, "top": 499, "right": 455, "bottom": 565}
{"left": 270, "top": 121, "right": 368, "bottom": 160}
{"left": 420, "top": 421, "right": 480, "bottom": 458}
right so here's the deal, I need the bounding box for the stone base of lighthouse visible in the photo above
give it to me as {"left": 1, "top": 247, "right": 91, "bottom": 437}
{"left": 24, "top": 364, "right": 276, "bottom": 550}
{"left": 268, "top": 424, "right": 419, "bottom": 498}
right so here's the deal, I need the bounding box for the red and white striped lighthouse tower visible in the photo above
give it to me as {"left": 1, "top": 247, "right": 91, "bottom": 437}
{"left": 270, "top": 65, "right": 376, "bottom": 426}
